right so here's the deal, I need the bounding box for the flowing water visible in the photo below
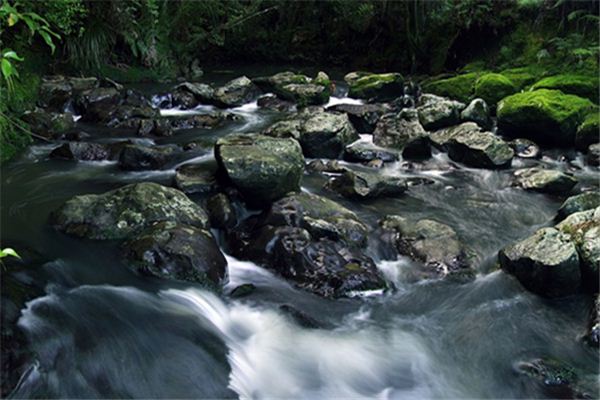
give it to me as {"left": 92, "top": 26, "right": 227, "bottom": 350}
{"left": 2, "top": 68, "right": 599, "bottom": 399}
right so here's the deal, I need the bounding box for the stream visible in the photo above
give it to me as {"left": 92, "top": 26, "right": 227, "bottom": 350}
{"left": 2, "top": 68, "right": 599, "bottom": 399}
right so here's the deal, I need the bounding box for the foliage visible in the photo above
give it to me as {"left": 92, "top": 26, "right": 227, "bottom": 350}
{"left": 532, "top": 74, "right": 599, "bottom": 103}
{"left": 422, "top": 72, "right": 486, "bottom": 103}
{"left": 474, "top": 73, "right": 518, "bottom": 106}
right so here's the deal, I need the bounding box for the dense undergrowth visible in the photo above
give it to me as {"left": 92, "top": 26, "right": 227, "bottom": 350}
{"left": 0, "top": 0, "right": 598, "bottom": 162}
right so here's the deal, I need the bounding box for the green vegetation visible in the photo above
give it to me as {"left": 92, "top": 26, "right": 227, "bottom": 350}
{"left": 422, "top": 72, "right": 484, "bottom": 103}
{"left": 531, "top": 74, "right": 599, "bottom": 103}
{"left": 474, "top": 73, "right": 518, "bottom": 107}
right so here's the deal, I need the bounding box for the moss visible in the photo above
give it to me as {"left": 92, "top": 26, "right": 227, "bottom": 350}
{"left": 474, "top": 73, "right": 518, "bottom": 106}
{"left": 497, "top": 89, "right": 595, "bottom": 146}
{"left": 575, "top": 110, "right": 600, "bottom": 150}
{"left": 531, "top": 74, "right": 599, "bottom": 103}
{"left": 500, "top": 66, "right": 544, "bottom": 90}
{"left": 422, "top": 72, "right": 485, "bottom": 103}
{"left": 348, "top": 73, "right": 403, "bottom": 100}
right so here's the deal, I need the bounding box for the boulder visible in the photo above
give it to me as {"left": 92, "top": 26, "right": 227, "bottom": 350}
{"left": 514, "top": 168, "right": 577, "bottom": 194}
{"left": 21, "top": 110, "right": 75, "bottom": 138}
{"left": 460, "top": 98, "right": 492, "bottom": 130}
{"left": 51, "top": 182, "right": 208, "bottom": 240}
{"left": 498, "top": 227, "right": 581, "bottom": 297}
{"left": 473, "top": 73, "right": 517, "bottom": 107}
{"left": 74, "top": 87, "right": 122, "bottom": 122}
{"left": 253, "top": 71, "right": 310, "bottom": 93}
{"left": 531, "top": 74, "right": 599, "bottom": 103}
{"left": 123, "top": 221, "right": 226, "bottom": 286}
{"left": 278, "top": 83, "right": 329, "bottom": 107}
{"left": 327, "top": 169, "right": 407, "bottom": 199}
{"left": 173, "top": 82, "right": 214, "bottom": 106}
{"left": 327, "top": 103, "right": 389, "bottom": 133}
{"left": 118, "top": 144, "right": 176, "bottom": 170}
{"left": 575, "top": 112, "right": 599, "bottom": 150}
{"left": 417, "top": 94, "right": 466, "bottom": 130}
{"left": 344, "top": 142, "right": 399, "bottom": 163}
{"left": 39, "top": 75, "right": 99, "bottom": 111}
{"left": 263, "top": 111, "right": 359, "bottom": 159}
{"left": 213, "top": 76, "right": 260, "bottom": 107}
{"left": 556, "top": 191, "right": 600, "bottom": 221}
{"left": 497, "top": 89, "right": 595, "bottom": 146}
{"left": 373, "top": 109, "right": 430, "bottom": 160}
{"left": 421, "top": 72, "right": 481, "bottom": 103}
{"left": 174, "top": 164, "right": 218, "bottom": 194}
{"left": 215, "top": 134, "right": 304, "bottom": 205}
{"left": 207, "top": 193, "right": 237, "bottom": 229}
{"left": 347, "top": 72, "right": 403, "bottom": 102}
{"left": 379, "top": 216, "right": 475, "bottom": 280}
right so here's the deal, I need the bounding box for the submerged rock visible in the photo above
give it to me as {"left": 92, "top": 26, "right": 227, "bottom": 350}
{"left": 556, "top": 191, "right": 600, "bottom": 221}
{"left": 498, "top": 227, "right": 581, "bottom": 297}
{"left": 213, "top": 76, "right": 260, "bottom": 107}
{"left": 514, "top": 167, "right": 577, "bottom": 194}
{"left": 52, "top": 182, "right": 208, "bottom": 240}
{"left": 379, "top": 216, "right": 475, "bottom": 281}
{"left": 215, "top": 134, "right": 304, "bottom": 206}
{"left": 372, "top": 109, "right": 430, "bottom": 160}
{"left": 123, "top": 221, "right": 226, "bottom": 286}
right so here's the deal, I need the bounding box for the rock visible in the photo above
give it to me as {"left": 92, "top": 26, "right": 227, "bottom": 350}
{"left": 254, "top": 71, "right": 331, "bottom": 105}
{"left": 556, "top": 192, "right": 600, "bottom": 221}
{"left": 326, "top": 103, "right": 388, "bottom": 133}
{"left": 306, "top": 159, "right": 347, "bottom": 173}
{"left": 21, "top": 110, "right": 75, "bottom": 138}
{"left": 263, "top": 111, "right": 359, "bottom": 159}
{"left": 257, "top": 94, "right": 295, "bottom": 112}
{"left": 576, "top": 112, "right": 599, "bottom": 151}
{"left": 168, "top": 113, "right": 236, "bottom": 130}
{"left": 39, "top": 76, "right": 99, "bottom": 111}
{"left": 347, "top": 72, "right": 403, "bottom": 102}
{"left": 343, "top": 71, "right": 371, "bottom": 86}
{"left": 279, "top": 305, "right": 323, "bottom": 329}
{"left": 531, "top": 74, "right": 599, "bottom": 103}
{"left": 372, "top": 109, "right": 430, "bottom": 160}
{"left": 207, "top": 193, "right": 237, "bottom": 229}
{"left": 279, "top": 83, "right": 329, "bottom": 107}
{"left": 215, "top": 134, "right": 304, "bottom": 205}
{"left": 110, "top": 105, "right": 159, "bottom": 122}
{"left": 344, "top": 142, "right": 399, "bottom": 163}
{"left": 556, "top": 208, "right": 600, "bottom": 292}
{"left": 587, "top": 143, "right": 600, "bottom": 166}
{"left": 173, "top": 82, "right": 214, "bottom": 106}
{"left": 253, "top": 71, "right": 310, "bottom": 92}
{"left": 421, "top": 72, "right": 481, "bottom": 103}
{"left": 514, "top": 168, "right": 577, "bottom": 194}
{"left": 460, "top": 98, "right": 492, "bottom": 130}
{"left": 380, "top": 216, "right": 475, "bottom": 280}
{"left": 74, "top": 87, "right": 122, "bottom": 122}
{"left": 174, "top": 164, "right": 218, "bottom": 194}
{"left": 515, "top": 358, "right": 587, "bottom": 399}
{"left": 473, "top": 73, "right": 517, "bottom": 107}
{"left": 118, "top": 144, "right": 176, "bottom": 171}
{"left": 498, "top": 227, "right": 581, "bottom": 297}
{"left": 509, "top": 138, "right": 541, "bottom": 159}
{"left": 123, "top": 221, "right": 226, "bottom": 286}
{"left": 229, "top": 283, "right": 256, "bottom": 298}
{"left": 327, "top": 169, "right": 407, "bottom": 199}
{"left": 584, "top": 295, "right": 599, "bottom": 347}
{"left": 52, "top": 182, "right": 208, "bottom": 240}
{"left": 497, "top": 89, "right": 595, "bottom": 146}
{"left": 49, "top": 142, "right": 121, "bottom": 161}
{"left": 417, "top": 94, "right": 466, "bottom": 130}
{"left": 213, "top": 76, "right": 260, "bottom": 107}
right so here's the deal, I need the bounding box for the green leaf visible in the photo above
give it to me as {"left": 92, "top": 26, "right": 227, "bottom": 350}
{"left": 38, "top": 30, "right": 56, "bottom": 54}
{"left": 0, "top": 248, "right": 21, "bottom": 259}
{"left": 1, "top": 58, "right": 14, "bottom": 79}
{"left": 2, "top": 50, "right": 24, "bottom": 61}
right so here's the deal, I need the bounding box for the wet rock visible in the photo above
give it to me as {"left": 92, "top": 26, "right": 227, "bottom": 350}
{"left": 170, "top": 113, "right": 235, "bottom": 130}
{"left": 556, "top": 191, "right": 600, "bottom": 221}
{"left": 306, "top": 159, "right": 347, "bottom": 173}
{"left": 110, "top": 105, "right": 159, "bottom": 122}
{"left": 587, "top": 143, "right": 600, "bottom": 166}
{"left": 515, "top": 358, "right": 589, "bottom": 399}
{"left": 327, "top": 103, "right": 388, "bottom": 133}
{"left": 254, "top": 71, "right": 330, "bottom": 106}
{"left": 49, "top": 141, "right": 121, "bottom": 161}
{"left": 556, "top": 208, "right": 600, "bottom": 292}
{"left": 123, "top": 221, "right": 226, "bottom": 286}
{"left": 215, "top": 134, "right": 304, "bottom": 206}
{"left": 327, "top": 169, "right": 407, "bottom": 199}
{"left": 174, "top": 164, "right": 218, "bottom": 194}
{"left": 514, "top": 167, "right": 578, "bottom": 194}
{"left": 347, "top": 72, "right": 403, "bottom": 102}
{"left": 584, "top": 295, "right": 599, "bottom": 347}
{"left": 263, "top": 111, "right": 359, "bottom": 159}
{"left": 344, "top": 142, "right": 399, "bottom": 163}
{"left": 39, "top": 75, "right": 99, "bottom": 111}
{"left": 213, "top": 76, "right": 260, "bottom": 107}
{"left": 372, "top": 109, "right": 430, "bottom": 160}
{"left": 278, "top": 83, "right": 329, "bottom": 107}
{"left": 279, "top": 305, "right": 323, "bottom": 328}
{"left": 74, "top": 87, "right": 122, "bottom": 122}
{"left": 118, "top": 144, "right": 176, "bottom": 171}
{"left": 52, "top": 182, "right": 208, "bottom": 240}
{"left": 21, "top": 110, "right": 75, "bottom": 138}
{"left": 253, "top": 71, "right": 310, "bottom": 92}
{"left": 257, "top": 94, "right": 295, "bottom": 112}
{"left": 380, "top": 216, "right": 475, "bottom": 280}
{"left": 173, "top": 82, "right": 214, "bottom": 107}
{"left": 509, "top": 138, "right": 541, "bottom": 159}
{"left": 460, "top": 98, "right": 492, "bottom": 130}
{"left": 497, "top": 89, "right": 594, "bottom": 147}
{"left": 576, "top": 113, "right": 599, "bottom": 151}
{"left": 499, "top": 227, "right": 581, "bottom": 297}
{"left": 417, "top": 94, "right": 466, "bottom": 131}
{"left": 229, "top": 283, "right": 256, "bottom": 298}
{"left": 207, "top": 193, "right": 237, "bottom": 229}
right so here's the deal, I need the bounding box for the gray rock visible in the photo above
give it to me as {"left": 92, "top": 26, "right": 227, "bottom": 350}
{"left": 498, "top": 227, "right": 581, "bottom": 297}
{"left": 588, "top": 143, "right": 600, "bottom": 166}
{"left": 118, "top": 144, "right": 176, "bottom": 170}
{"left": 347, "top": 72, "right": 404, "bottom": 102}
{"left": 344, "top": 141, "right": 399, "bottom": 163}
{"left": 556, "top": 191, "right": 600, "bottom": 221}
{"left": 174, "top": 164, "right": 218, "bottom": 194}
{"left": 509, "top": 138, "right": 541, "bottom": 159}
{"left": 49, "top": 142, "right": 118, "bottom": 161}
{"left": 417, "top": 94, "right": 466, "bottom": 130}
{"left": 52, "top": 182, "right": 208, "bottom": 240}
{"left": 514, "top": 168, "right": 577, "bottom": 194}
{"left": 215, "top": 134, "right": 304, "bottom": 205}
{"left": 460, "top": 98, "right": 492, "bottom": 130}
{"left": 327, "top": 103, "right": 389, "bottom": 133}
{"left": 213, "top": 76, "right": 260, "bottom": 107}
{"left": 207, "top": 193, "right": 237, "bottom": 229}
{"left": 327, "top": 169, "right": 407, "bottom": 199}
{"left": 174, "top": 82, "right": 214, "bottom": 105}
{"left": 21, "top": 110, "right": 75, "bottom": 138}
{"left": 373, "top": 109, "right": 430, "bottom": 160}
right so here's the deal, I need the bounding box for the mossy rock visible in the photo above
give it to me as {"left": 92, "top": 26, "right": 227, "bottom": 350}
{"left": 497, "top": 89, "right": 596, "bottom": 146}
{"left": 347, "top": 73, "right": 403, "bottom": 101}
{"left": 576, "top": 111, "right": 600, "bottom": 150}
{"left": 422, "top": 72, "right": 483, "bottom": 103}
{"left": 474, "top": 73, "right": 518, "bottom": 107}
{"left": 532, "top": 74, "right": 599, "bottom": 103}
{"left": 500, "top": 66, "right": 543, "bottom": 90}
